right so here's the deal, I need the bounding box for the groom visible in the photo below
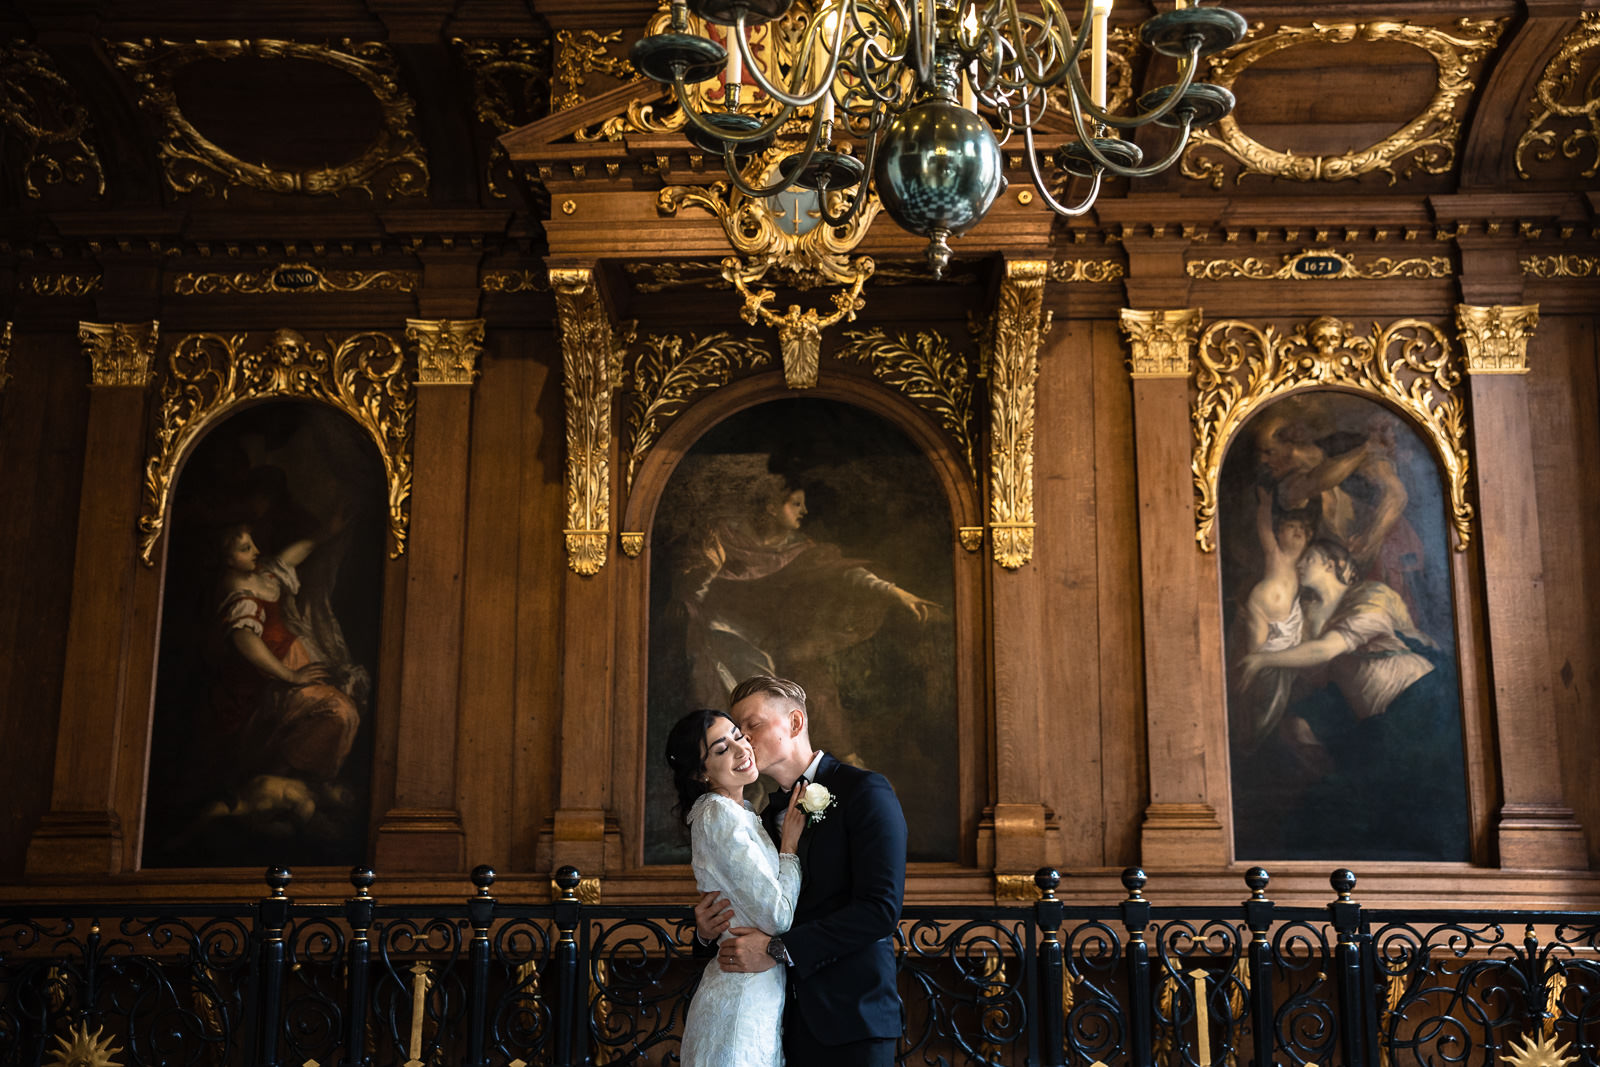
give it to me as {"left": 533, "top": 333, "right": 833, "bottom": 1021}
{"left": 695, "top": 673, "right": 907, "bottom": 1066}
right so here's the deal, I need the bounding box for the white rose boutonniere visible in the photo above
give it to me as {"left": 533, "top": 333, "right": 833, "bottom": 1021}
{"left": 799, "top": 782, "right": 836, "bottom": 825}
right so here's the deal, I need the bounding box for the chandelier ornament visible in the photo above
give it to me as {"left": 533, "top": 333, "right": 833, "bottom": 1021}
{"left": 631, "top": 0, "right": 1246, "bottom": 275}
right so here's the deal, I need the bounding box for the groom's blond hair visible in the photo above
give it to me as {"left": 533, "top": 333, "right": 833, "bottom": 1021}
{"left": 729, "top": 674, "right": 807, "bottom": 712}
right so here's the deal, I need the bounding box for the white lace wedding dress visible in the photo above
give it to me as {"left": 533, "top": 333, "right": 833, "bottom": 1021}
{"left": 679, "top": 792, "right": 802, "bottom": 1067}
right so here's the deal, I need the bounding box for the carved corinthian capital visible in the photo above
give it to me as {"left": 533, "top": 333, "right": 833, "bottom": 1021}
{"left": 80, "top": 320, "right": 159, "bottom": 387}
{"left": 986, "top": 259, "right": 1050, "bottom": 570}
{"left": 1120, "top": 308, "right": 1202, "bottom": 379}
{"left": 1457, "top": 303, "right": 1538, "bottom": 374}
{"left": 552, "top": 268, "right": 628, "bottom": 576}
{"left": 407, "top": 318, "right": 485, "bottom": 385}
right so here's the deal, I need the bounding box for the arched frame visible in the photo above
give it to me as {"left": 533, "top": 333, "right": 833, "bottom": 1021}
{"left": 612, "top": 370, "right": 989, "bottom": 872}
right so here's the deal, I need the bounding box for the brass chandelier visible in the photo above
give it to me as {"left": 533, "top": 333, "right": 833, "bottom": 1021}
{"left": 631, "top": 0, "right": 1248, "bottom": 275}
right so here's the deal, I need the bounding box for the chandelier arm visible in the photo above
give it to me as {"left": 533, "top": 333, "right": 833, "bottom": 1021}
{"left": 1021, "top": 122, "right": 1102, "bottom": 216}
{"left": 673, "top": 76, "right": 799, "bottom": 143}
{"left": 815, "top": 115, "right": 885, "bottom": 226}
{"left": 1064, "top": 43, "right": 1202, "bottom": 130}
{"left": 717, "top": 112, "right": 831, "bottom": 199}
{"left": 994, "top": 0, "right": 1089, "bottom": 89}
{"left": 1065, "top": 90, "right": 1197, "bottom": 178}
{"left": 730, "top": 9, "right": 839, "bottom": 108}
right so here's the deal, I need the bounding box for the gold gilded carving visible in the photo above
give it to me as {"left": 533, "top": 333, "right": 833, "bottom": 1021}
{"left": 1457, "top": 303, "right": 1538, "bottom": 375}
{"left": 958, "top": 527, "right": 984, "bottom": 552}
{"left": 139, "top": 328, "right": 413, "bottom": 564}
{"left": 454, "top": 38, "right": 551, "bottom": 199}
{"left": 20, "top": 271, "right": 102, "bottom": 297}
{"left": 0, "top": 43, "right": 107, "bottom": 198}
{"left": 553, "top": 268, "right": 632, "bottom": 576}
{"left": 173, "top": 263, "right": 417, "bottom": 296}
{"left": 1048, "top": 259, "right": 1125, "bottom": 284}
{"left": 1120, "top": 308, "right": 1201, "bottom": 379}
{"left": 1183, "top": 19, "right": 1504, "bottom": 186}
{"left": 109, "top": 39, "right": 429, "bottom": 200}
{"left": 1187, "top": 249, "right": 1452, "bottom": 281}
{"left": 43, "top": 1022, "right": 123, "bottom": 1067}
{"left": 984, "top": 261, "right": 1050, "bottom": 570}
{"left": 620, "top": 532, "right": 645, "bottom": 557}
{"left": 1516, "top": 13, "right": 1600, "bottom": 180}
{"left": 1504, "top": 1032, "right": 1577, "bottom": 1067}
{"left": 625, "top": 331, "right": 771, "bottom": 490}
{"left": 408, "top": 319, "right": 484, "bottom": 386}
{"left": 481, "top": 269, "right": 552, "bottom": 293}
{"left": 994, "top": 874, "right": 1044, "bottom": 904}
{"left": 727, "top": 256, "right": 873, "bottom": 389}
{"left": 1522, "top": 254, "right": 1598, "bottom": 279}
{"left": 835, "top": 328, "right": 978, "bottom": 487}
{"left": 550, "top": 875, "right": 603, "bottom": 904}
{"left": 0, "top": 322, "right": 11, "bottom": 392}
{"left": 1192, "top": 315, "right": 1472, "bottom": 553}
{"left": 555, "top": 30, "right": 633, "bottom": 113}
{"left": 81, "top": 321, "right": 158, "bottom": 388}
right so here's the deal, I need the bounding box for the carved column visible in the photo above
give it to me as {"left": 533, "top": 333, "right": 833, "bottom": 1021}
{"left": 1120, "top": 308, "right": 1229, "bottom": 868}
{"left": 373, "top": 318, "right": 483, "bottom": 873}
{"left": 1458, "top": 303, "right": 1588, "bottom": 869}
{"left": 549, "top": 267, "right": 628, "bottom": 884}
{"left": 26, "top": 321, "right": 158, "bottom": 875}
{"left": 986, "top": 259, "right": 1059, "bottom": 882}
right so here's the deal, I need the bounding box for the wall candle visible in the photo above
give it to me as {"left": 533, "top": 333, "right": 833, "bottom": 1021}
{"left": 1090, "top": 0, "right": 1111, "bottom": 110}
{"left": 725, "top": 27, "right": 742, "bottom": 89}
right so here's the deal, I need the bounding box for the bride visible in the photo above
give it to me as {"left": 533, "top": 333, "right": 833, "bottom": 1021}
{"left": 665, "top": 709, "right": 804, "bottom": 1067}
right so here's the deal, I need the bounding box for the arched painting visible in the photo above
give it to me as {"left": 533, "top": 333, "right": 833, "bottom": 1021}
{"left": 142, "top": 401, "right": 386, "bottom": 869}
{"left": 645, "top": 398, "right": 958, "bottom": 865}
{"left": 1221, "top": 391, "right": 1469, "bottom": 862}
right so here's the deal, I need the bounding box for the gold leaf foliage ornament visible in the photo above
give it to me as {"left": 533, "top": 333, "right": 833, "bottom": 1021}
{"left": 81, "top": 321, "right": 159, "bottom": 387}
{"left": 109, "top": 39, "right": 429, "bottom": 199}
{"left": 453, "top": 38, "right": 551, "bottom": 199}
{"left": 834, "top": 327, "right": 978, "bottom": 487}
{"left": 1521, "top": 254, "right": 1598, "bottom": 279}
{"left": 172, "top": 264, "right": 417, "bottom": 296}
{"left": 983, "top": 261, "right": 1051, "bottom": 570}
{"left": 726, "top": 256, "right": 873, "bottom": 389}
{"left": 1191, "top": 315, "right": 1473, "bottom": 554}
{"left": 0, "top": 42, "right": 107, "bottom": 198}
{"left": 1121, "top": 308, "right": 1201, "bottom": 379}
{"left": 625, "top": 331, "right": 772, "bottom": 491}
{"left": 139, "top": 328, "right": 414, "bottom": 564}
{"left": 1515, "top": 12, "right": 1600, "bottom": 180}
{"left": 407, "top": 318, "right": 485, "bottom": 386}
{"left": 1457, "top": 303, "right": 1538, "bottom": 374}
{"left": 1187, "top": 249, "right": 1452, "bottom": 281}
{"left": 20, "top": 271, "right": 102, "bottom": 297}
{"left": 554, "top": 30, "right": 633, "bottom": 114}
{"left": 1182, "top": 18, "right": 1504, "bottom": 186}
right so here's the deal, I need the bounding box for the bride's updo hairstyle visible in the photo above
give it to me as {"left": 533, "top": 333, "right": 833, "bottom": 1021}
{"left": 665, "top": 708, "right": 734, "bottom": 819}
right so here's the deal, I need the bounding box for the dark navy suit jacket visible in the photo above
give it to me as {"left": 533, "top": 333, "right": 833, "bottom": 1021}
{"left": 762, "top": 753, "right": 908, "bottom": 1045}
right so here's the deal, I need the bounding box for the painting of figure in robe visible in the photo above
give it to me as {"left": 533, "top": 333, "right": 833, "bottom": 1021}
{"left": 143, "top": 401, "right": 385, "bottom": 868}
{"left": 645, "top": 398, "right": 958, "bottom": 864}
{"left": 1221, "top": 392, "right": 1469, "bottom": 862}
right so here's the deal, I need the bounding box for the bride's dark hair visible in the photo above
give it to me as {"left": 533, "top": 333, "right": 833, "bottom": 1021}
{"left": 665, "top": 708, "right": 734, "bottom": 819}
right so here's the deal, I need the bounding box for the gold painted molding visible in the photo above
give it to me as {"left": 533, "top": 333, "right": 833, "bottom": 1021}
{"left": 0, "top": 42, "right": 106, "bottom": 198}
{"left": 728, "top": 256, "right": 873, "bottom": 389}
{"left": 0, "top": 322, "right": 11, "bottom": 392}
{"left": 1120, "top": 308, "right": 1202, "bottom": 379}
{"left": 407, "top": 319, "right": 485, "bottom": 386}
{"left": 173, "top": 263, "right": 417, "bottom": 296}
{"left": 1183, "top": 18, "right": 1503, "bottom": 186}
{"left": 836, "top": 327, "right": 979, "bottom": 488}
{"left": 554, "top": 268, "right": 631, "bottom": 576}
{"left": 1457, "top": 304, "right": 1539, "bottom": 375}
{"left": 1515, "top": 12, "right": 1600, "bottom": 181}
{"left": 1192, "top": 315, "right": 1472, "bottom": 553}
{"left": 984, "top": 260, "right": 1050, "bottom": 570}
{"left": 625, "top": 331, "right": 771, "bottom": 491}
{"left": 1521, "top": 254, "right": 1598, "bottom": 279}
{"left": 1187, "top": 248, "right": 1451, "bottom": 281}
{"left": 139, "top": 328, "right": 413, "bottom": 564}
{"left": 19, "top": 272, "right": 102, "bottom": 297}
{"left": 109, "top": 39, "right": 429, "bottom": 200}
{"left": 81, "top": 321, "right": 158, "bottom": 388}
{"left": 454, "top": 38, "right": 551, "bottom": 199}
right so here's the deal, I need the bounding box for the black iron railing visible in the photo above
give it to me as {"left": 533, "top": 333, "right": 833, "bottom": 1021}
{"left": 3, "top": 864, "right": 1599, "bottom": 1066}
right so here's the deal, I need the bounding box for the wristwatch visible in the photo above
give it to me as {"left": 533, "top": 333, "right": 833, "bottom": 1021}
{"left": 767, "top": 936, "right": 792, "bottom": 965}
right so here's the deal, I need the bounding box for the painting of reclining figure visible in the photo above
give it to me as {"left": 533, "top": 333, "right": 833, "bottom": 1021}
{"left": 1221, "top": 392, "right": 1469, "bottom": 862}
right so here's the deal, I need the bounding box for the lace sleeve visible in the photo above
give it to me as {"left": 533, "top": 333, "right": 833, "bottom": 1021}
{"left": 689, "top": 797, "right": 801, "bottom": 937}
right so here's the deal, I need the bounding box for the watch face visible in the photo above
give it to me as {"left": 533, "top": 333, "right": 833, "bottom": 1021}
{"left": 766, "top": 185, "right": 822, "bottom": 237}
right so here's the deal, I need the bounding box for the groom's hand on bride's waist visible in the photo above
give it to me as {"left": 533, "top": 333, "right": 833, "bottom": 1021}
{"left": 693, "top": 892, "right": 733, "bottom": 946}
{"left": 718, "top": 927, "right": 778, "bottom": 973}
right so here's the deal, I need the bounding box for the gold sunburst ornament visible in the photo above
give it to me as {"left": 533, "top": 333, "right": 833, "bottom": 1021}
{"left": 44, "top": 1022, "right": 123, "bottom": 1067}
{"left": 1504, "top": 1032, "right": 1576, "bottom": 1067}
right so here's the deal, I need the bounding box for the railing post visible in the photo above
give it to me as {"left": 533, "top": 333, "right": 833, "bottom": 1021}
{"left": 340, "top": 868, "right": 375, "bottom": 1067}
{"left": 1121, "top": 867, "right": 1154, "bottom": 1067}
{"left": 1242, "top": 868, "right": 1275, "bottom": 1067}
{"left": 255, "top": 866, "right": 292, "bottom": 1067}
{"left": 1034, "top": 868, "right": 1066, "bottom": 1067}
{"left": 552, "top": 865, "right": 584, "bottom": 1067}
{"left": 466, "top": 865, "right": 497, "bottom": 1067}
{"left": 1328, "top": 869, "right": 1369, "bottom": 1067}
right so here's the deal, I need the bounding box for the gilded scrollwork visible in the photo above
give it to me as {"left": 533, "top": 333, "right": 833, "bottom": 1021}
{"left": 0, "top": 42, "right": 107, "bottom": 198}
{"left": 835, "top": 327, "right": 978, "bottom": 487}
{"left": 172, "top": 263, "right": 418, "bottom": 296}
{"left": 481, "top": 268, "right": 552, "bottom": 293}
{"left": 1515, "top": 12, "right": 1600, "bottom": 180}
{"left": 727, "top": 256, "right": 873, "bottom": 388}
{"left": 1048, "top": 259, "right": 1125, "bottom": 284}
{"left": 407, "top": 319, "right": 485, "bottom": 386}
{"left": 454, "top": 38, "right": 552, "bottom": 198}
{"left": 1191, "top": 315, "right": 1472, "bottom": 553}
{"left": 1186, "top": 249, "right": 1452, "bottom": 281}
{"left": 1457, "top": 303, "right": 1538, "bottom": 375}
{"left": 81, "top": 321, "right": 159, "bottom": 388}
{"left": 139, "top": 328, "right": 413, "bottom": 564}
{"left": 1521, "top": 254, "right": 1598, "bottom": 279}
{"left": 1182, "top": 18, "right": 1504, "bottom": 186}
{"left": 553, "top": 268, "right": 634, "bottom": 576}
{"left": 20, "top": 271, "right": 102, "bottom": 297}
{"left": 982, "top": 260, "right": 1051, "bottom": 569}
{"left": 555, "top": 30, "right": 634, "bottom": 113}
{"left": 625, "top": 331, "right": 772, "bottom": 490}
{"left": 1120, "top": 308, "right": 1201, "bottom": 379}
{"left": 109, "top": 39, "right": 429, "bottom": 200}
